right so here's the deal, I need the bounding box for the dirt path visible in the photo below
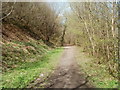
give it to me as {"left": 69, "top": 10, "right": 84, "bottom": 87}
{"left": 28, "top": 46, "right": 92, "bottom": 88}
{"left": 45, "top": 46, "right": 91, "bottom": 88}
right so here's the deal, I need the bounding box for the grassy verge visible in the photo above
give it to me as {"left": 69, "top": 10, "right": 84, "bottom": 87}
{"left": 2, "top": 47, "right": 64, "bottom": 88}
{"left": 76, "top": 47, "right": 118, "bottom": 88}
{"left": 2, "top": 40, "right": 49, "bottom": 71}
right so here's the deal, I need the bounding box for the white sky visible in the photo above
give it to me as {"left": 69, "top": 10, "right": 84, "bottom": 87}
{"left": 2, "top": 0, "right": 119, "bottom": 2}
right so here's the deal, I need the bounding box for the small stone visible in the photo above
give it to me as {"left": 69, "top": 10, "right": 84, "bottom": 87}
{"left": 40, "top": 74, "right": 44, "bottom": 77}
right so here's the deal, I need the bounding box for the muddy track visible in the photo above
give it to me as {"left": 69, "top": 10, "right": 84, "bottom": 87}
{"left": 45, "top": 46, "right": 91, "bottom": 88}
{"left": 28, "top": 46, "right": 92, "bottom": 88}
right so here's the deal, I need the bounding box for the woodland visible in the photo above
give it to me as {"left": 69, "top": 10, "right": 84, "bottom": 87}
{"left": 1, "top": 1, "right": 119, "bottom": 88}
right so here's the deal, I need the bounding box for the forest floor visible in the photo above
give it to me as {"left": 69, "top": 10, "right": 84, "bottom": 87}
{"left": 28, "top": 46, "right": 93, "bottom": 88}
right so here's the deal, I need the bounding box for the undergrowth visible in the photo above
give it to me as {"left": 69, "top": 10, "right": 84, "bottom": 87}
{"left": 76, "top": 47, "right": 118, "bottom": 88}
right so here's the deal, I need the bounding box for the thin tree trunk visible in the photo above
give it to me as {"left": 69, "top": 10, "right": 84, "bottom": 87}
{"left": 84, "top": 21, "right": 95, "bottom": 55}
{"left": 61, "top": 25, "right": 66, "bottom": 46}
{"left": 106, "top": 22, "right": 110, "bottom": 60}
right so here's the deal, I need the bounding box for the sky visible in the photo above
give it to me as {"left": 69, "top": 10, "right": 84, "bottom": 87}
{"left": 2, "top": 0, "right": 119, "bottom": 2}
{"left": 47, "top": 2, "right": 71, "bottom": 24}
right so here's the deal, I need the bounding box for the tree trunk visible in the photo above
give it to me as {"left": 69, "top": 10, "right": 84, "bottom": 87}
{"left": 61, "top": 25, "right": 66, "bottom": 46}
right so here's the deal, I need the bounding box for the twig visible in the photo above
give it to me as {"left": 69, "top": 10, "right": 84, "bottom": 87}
{"left": 0, "top": 0, "right": 16, "bottom": 21}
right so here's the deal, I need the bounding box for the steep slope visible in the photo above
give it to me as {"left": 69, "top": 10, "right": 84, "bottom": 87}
{"left": 2, "top": 23, "right": 50, "bottom": 71}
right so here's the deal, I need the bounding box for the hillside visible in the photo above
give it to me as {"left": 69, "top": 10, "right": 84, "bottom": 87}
{"left": 2, "top": 23, "right": 50, "bottom": 71}
{"left": 2, "top": 22, "right": 65, "bottom": 88}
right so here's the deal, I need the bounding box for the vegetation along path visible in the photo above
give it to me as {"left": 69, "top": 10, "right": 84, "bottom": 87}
{"left": 28, "top": 46, "right": 93, "bottom": 88}
{"left": 2, "top": 2, "right": 118, "bottom": 89}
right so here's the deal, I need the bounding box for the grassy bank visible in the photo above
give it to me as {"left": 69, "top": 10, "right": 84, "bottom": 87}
{"left": 2, "top": 47, "right": 63, "bottom": 88}
{"left": 2, "top": 39, "right": 50, "bottom": 71}
{"left": 76, "top": 47, "right": 118, "bottom": 88}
